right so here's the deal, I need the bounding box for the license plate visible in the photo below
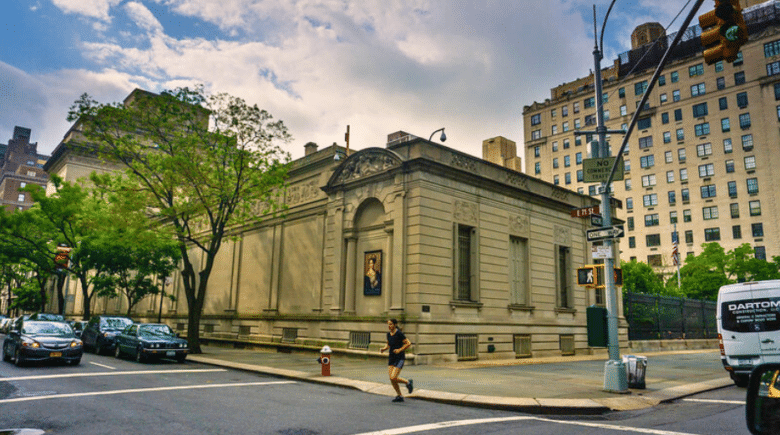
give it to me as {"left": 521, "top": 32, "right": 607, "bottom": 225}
{"left": 166, "top": 351, "right": 175, "bottom": 357}
{"left": 50, "top": 352, "right": 62, "bottom": 357}
{"left": 738, "top": 358, "right": 753, "bottom": 366}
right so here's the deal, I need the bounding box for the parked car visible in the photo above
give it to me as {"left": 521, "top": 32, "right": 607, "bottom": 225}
{"left": 66, "top": 320, "right": 88, "bottom": 338}
{"left": 114, "top": 323, "right": 188, "bottom": 363}
{"left": 2, "top": 320, "right": 83, "bottom": 366}
{"left": 0, "top": 318, "right": 13, "bottom": 334}
{"left": 81, "top": 316, "right": 133, "bottom": 355}
{"left": 29, "top": 313, "right": 65, "bottom": 322}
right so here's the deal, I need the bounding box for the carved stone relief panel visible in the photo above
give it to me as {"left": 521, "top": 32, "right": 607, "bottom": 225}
{"left": 453, "top": 200, "right": 478, "bottom": 226}
{"left": 286, "top": 178, "right": 321, "bottom": 206}
{"left": 550, "top": 187, "right": 569, "bottom": 202}
{"left": 509, "top": 214, "right": 530, "bottom": 237}
{"left": 506, "top": 172, "right": 528, "bottom": 189}
{"left": 335, "top": 153, "right": 399, "bottom": 183}
{"left": 451, "top": 153, "right": 478, "bottom": 173}
{"left": 554, "top": 225, "right": 571, "bottom": 246}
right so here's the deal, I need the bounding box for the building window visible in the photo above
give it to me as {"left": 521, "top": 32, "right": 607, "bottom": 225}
{"left": 557, "top": 246, "right": 572, "bottom": 308}
{"left": 723, "top": 138, "right": 733, "bottom": 153}
{"left": 739, "top": 113, "right": 751, "bottom": 129}
{"left": 752, "top": 223, "right": 764, "bottom": 238}
{"left": 563, "top": 139, "right": 570, "bottom": 149}
{"left": 700, "top": 184, "right": 717, "bottom": 199}
{"left": 552, "top": 158, "right": 558, "bottom": 169}
{"left": 674, "top": 108, "right": 683, "bottom": 122}
{"left": 736, "top": 92, "right": 749, "bottom": 108}
{"left": 745, "top": 155, "right": 756, "bottom": 170}
{"left": 619, "top": 87, "right": 626, "bottom": 98}
{"left": 765, "top": 39, "right": 780, "bottom": 57}
{"left": 534, "top": 162, "right": 541, "bottom": 174}
{"left": 571, "top": 103, "right": 578, "bottom": 114}
{"left": 620, "top": 105, "right": 627, "bottom": 116}
{"left": 703, "top": 206, "right": 718, "bottom": 220}
{"left": 551, "top": 109, "right": 557, "bottom": 118}
{"left": 681, "top": 188, "right": 690, "bottom": 202}
{"left": 671, "top": 71, "right": 679, "bottom": 82}
{"left": 694, "top": 122, "right": 710, "bottom": 137}
{"left": 646, "top": 234, "right": 661, "bottom": 247}
{"left": 563, "top": 121, "right": 570, "bottom": 132}
{"left": 638, "top": 136, "right": 653, "bottom": 149}
{"left": 662, "top": 112, "right": 669, "bottom": 124}
{"left": 734, "top": 51, "right": 743, "bottom": 66}
{"left": 551, "top": 125, "right": 558, "bottom": 135}
{"left": 627, "top": 217, "right": 635, "bottom": 231}
{"left": 733, "top": 225, "right": 742, "bottom": 239}
{"left": 628, "top": 236, "right": 636, "bottom": 248}
{"left": 719, "top": 97, "right": 728, "bottom": 110}
{"left": 552, "top": 141, "right": 558, "bottom": 152}
{"left": 626, "top": 197, "right": 633, "bottom": 210}
{"left": 749, "top": 200, "right": 761, "bottom": 216}
{"left": 643, "top": 194, "right": 658, "bottom": 207}
{"left": 531, "top": 130, "right": 541, "bottom": 140}
{"left": 645, "top": 214, "right": 660, "bottom": 227}
{"left": 690, "top": 82, "right": 706, "bottom": 97}
{"left": 509, "top": 236, "right": 529, "bottom": 306}
{"left": 668, "top": 190, "right": 676, "bottom": 204}
{"left": 756, "top": 246, "right": 767, "bottom": 260}
{"left": 577, "top": 169, "right": 583, "bottom": 182}
{"left": 696, "top": 142, "right": 712, "bottom": 157}
{"left": 728, "top": 181, "right": 737, "bottom": 197}
{"left": 698, "top": 163, "right": 715, "bottom": 178}
{"left": 673, "top": 90, "right": 680, "bottom": 102}
{"left": 680, "top": 168, "right": 688, "bottom": 181}
{"left": 637, "top": 117, "right": 652, "bottom": 130}
{"left": 716, "top": 77, "right": 726, "bottom": 90}
{"left": 455, "top": 224, "right": 477, "bottom": 301}
{"left": 17, "top": 193, "right": 25, "bottom": 202}
{"left": 584, "top": 97, "right": 595, "bottom": 108}
{"left": 635, "top": 81, "right": 648, "bottom": 96}
{"left": 27, "top": 171, "right": 35, "bottom": 177}
{"left": 553, "top": 175, "right": 559, "bottom": 185}
{"left": 640, "top": 155, "right": 655, "bottom": 168}
{"left": 665, "top": 150, "right": 673, "bottom": 163}
{"left": 725, "top": 160, "right": 735, "bottom": 173}
{"left": 704, "top": 228, "right": 721, "bottom": 241}
{"left": 692, "top": 102, "right": 708, "bottom": 117}
{"left": 659, "top": 75, "right": 666, "bottom": 86}
{"left": 776, "top": 83, "right": 780, "bottom": 100}
{"left": 666, "top": 170, "right": 674, "bottom": 183}
{"left": 683, "top": 209, "right": 692, "bottom": 223}
{"left": 19, "top": 182, "right": 26, "bottom": 188}
{"left": 641, "top": 174, "right": 656, "bottom": 187}
{"left": 534, "top": 146, "right": 541, "bottom": 157}
{"left": 730, "top": 203, "right": 740, "bottom": 218}
{"left": 585, "top": 114, "right": 595, "bottom": 126}
{"left": 531, "top": 114, "right": 541, "bottom": 125}
{"left": 747, "top": 178, "right": 759, "bottom": 194}
{"left": 734, "top": 71, "right": 745, "bottom": 85}
{"left": 685, "top": 229, "right": 694, "bottom": 243}
{"left": 721, "top": 118, "right": 730, "bottom": 132}
{"left": 574, "top": 119, "right": 581, "bottom": 129}
{"left": 670, "top": 211, "right": 678, "bottom": 224}
{"left": 660, "top": 93, "right": 667, "bottom": 103}
{"left": 564, "top": 155, "right": 570, "bottom": 167}
{"left": 742, "top": 134, "right": 753, "bottom": 151}
{"left": 565, "top": 172, "right": 571, "bottom": 184}
{"left": 676, "top": 128, "right": 685, "bottom": 141}
{"left": 689, "top": 63, "right": 704, "bottom": 77}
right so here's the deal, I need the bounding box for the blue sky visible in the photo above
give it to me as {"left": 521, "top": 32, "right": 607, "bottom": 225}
{"left": 1, "top": 0, "right": 697, "bottom": 160}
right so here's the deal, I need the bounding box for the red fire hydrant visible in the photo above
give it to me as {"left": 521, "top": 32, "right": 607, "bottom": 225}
{"left": 317, "top": 345, "right": 332, "bottom": 376}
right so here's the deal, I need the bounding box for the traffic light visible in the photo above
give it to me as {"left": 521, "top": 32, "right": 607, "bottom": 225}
{"left": 54, "top": 244, "right": 71, "bottom": 269}
{"left": 578, "top": 264, "right": 622, "bottom": 288}
{"left": 699, "top": 0, "right": 748, "bottom": 64}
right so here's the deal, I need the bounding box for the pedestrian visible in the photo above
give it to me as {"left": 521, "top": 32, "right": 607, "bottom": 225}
{"left": 380, "top": 318, "right": 413, "bottom": 402}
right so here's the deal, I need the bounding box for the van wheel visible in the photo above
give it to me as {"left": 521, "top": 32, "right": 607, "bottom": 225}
{"left": 732, "top": 373, "right": 749, "bottom": 388}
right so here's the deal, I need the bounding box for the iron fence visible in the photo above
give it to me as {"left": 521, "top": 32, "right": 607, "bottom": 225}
{"left": 623, "top": 292, "right": 717, "bottom": 340}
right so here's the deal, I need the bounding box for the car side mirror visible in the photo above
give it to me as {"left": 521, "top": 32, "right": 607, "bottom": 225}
{"left": 746, "top": 364, "right": 780, "bottom": 434}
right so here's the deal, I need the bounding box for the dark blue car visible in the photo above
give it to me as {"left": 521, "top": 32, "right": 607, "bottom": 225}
{"left": 114, "top": 323, "right": 188, "bottom": 363}
{"left": 2, "top": 320, "right": 83, "bottom": 366}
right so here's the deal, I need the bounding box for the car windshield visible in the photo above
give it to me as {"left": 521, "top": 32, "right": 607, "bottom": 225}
{"left": 22, "top": 322, "right": 74, "bottom": 337}
{"left": 101, "top": 318, "right": 133, "bottom": 330}
{"left": 138, "top": 325, "right": 176, "bottom": 338}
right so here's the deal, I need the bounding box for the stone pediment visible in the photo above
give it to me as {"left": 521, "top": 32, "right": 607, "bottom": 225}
{"left": 327, "top": 148, "right": 404, "bottom": 187}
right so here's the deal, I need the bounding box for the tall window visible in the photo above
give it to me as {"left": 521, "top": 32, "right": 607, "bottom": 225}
{"left": 698, "top": 163, "right": 715, "bottom": 177}
{"left": 735, "top": 71, "right": 745, "bottom": 85}
{"left": 704, "top": 228, "right": 721, "bottom": 241}
{"left": 724, "top": 138, "right": 733, "bottom": 153}
{"left": 689, "top": 63, "right": 704, "bottom": 76}
{"left": 728, "top": 181, "right": 737, "bottom": 197}
{"left": 639, "top": 136, "right": 653, "bottom": 149}
{"left": 747, "top": 178, "right": 759, "bottom": 195}
{"left": 557, "top": 246, "right": 572, "bottom": 308}
{"left": 721, "top": 118, "right": 730, "bottom": 132}
{"left": 696, "top": 143, "right": 712, "bottom": 157}
{"left": 669, "top": 190, "right": 677, "bottom": 206}
{"left": 509, "top": 237, "right": 529, "bottom": 306}
{"left": 753, "top": 223, "right": 764, "bottom": 238}
{"left": 700, "top": 184, "right": 717, "bottom": 198}
{"left": 645, "top": 214, "right": 660, "bottom": 227}
{"left": 690, "top": 82, "right": 706, "bottom": 97}
{"left": 635, "top": 81, "right": 648, "bottom": 96}
{"left": 683, "top": 210, "right": 692, "bottom": 223}
{"left": 643, "top": 194, "right": 658, "bottom": 207}
{"left": 736, "top": 92, "right": 749, "bottom": 108}
{"left": 703, "top": 206, "right": 718, "bottom": 220}
{"left": 742, "top": 134, "right": 753, "bottom": 151}
{"left": 749, "top": 200, "right": 761, "bottom": 216}
{"left": 694, "top": 122, "right": 710, "bottom": 137}
{"left": 640, "top": 155, "right": 655, "bottom": 168}
{"left": 456, "top": 225, "right": 476, "bottom": 301}
{"left": 692, "top": 102, "right": 708, "bottom": 117}
{"left": 745, "top": 155, "right": 756, "bottom": 170}
{"left": 531, "top": 114, "right": 541, "bottom": 125}
{"left": 730, "top": 203, "right": 740, "bottom": 218}
{"left": 739, "top": 113, "right": 751, "bottom": 129}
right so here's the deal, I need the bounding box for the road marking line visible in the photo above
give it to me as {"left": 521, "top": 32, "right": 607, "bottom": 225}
{"left": 354, "top": 416, "right": 700, "bottom": 435}
{"left": 89, "top": 362, "right": 116, "bottom": 370}
{"left": 0, "top": 368, "right": 227, "bottom": 382}
{"left": 683, "top": 398, "right": 745, "bottom": 405}
{"left": 0, "top": 380, "right": 296, "bottom": 404}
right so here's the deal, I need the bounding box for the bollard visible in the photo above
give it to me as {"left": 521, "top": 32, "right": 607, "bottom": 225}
{"left": 317, "top": 345, "right": 332, "bottom": 376}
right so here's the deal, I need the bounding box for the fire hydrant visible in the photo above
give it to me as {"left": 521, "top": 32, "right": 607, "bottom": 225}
{"left": 317, "top": 345, "right": 332, "bottom": 376}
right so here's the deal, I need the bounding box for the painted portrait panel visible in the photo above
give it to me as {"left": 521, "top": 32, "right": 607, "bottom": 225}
{"left": 363, "top": 250, "right": 382, "bottom": 296}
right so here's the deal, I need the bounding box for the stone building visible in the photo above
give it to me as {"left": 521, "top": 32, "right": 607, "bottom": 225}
{"left": 522, "top": 0, "right": 780, "bottom": 276}
{"left": 45, "top": 102, "right": 619, "bottom": 362}
{"left": 0, "top": 126, "right": 49, "bottom": 211}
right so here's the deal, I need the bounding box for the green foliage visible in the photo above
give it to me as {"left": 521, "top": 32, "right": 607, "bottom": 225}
{"left": 69, "top": 86, "right": 292, "bottom": 352}
{"left": 621, "top": 260, "right": 665, "bottom": 295}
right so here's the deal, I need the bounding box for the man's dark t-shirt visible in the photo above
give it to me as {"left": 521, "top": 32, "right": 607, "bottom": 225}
{"left": 387, "top": 330, "right": 407, "bottom": 364}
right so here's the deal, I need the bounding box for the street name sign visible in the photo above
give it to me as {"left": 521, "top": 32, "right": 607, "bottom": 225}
{"left": 570, "top": 205, "right": 600, "bottom": 218}
{"left": 590, "top": 214, "right": 603, "bottom": 227}
{"left": 583, "top": 157, "right": 624, "bottom": 182}
{"left": 586, "top": 225, "right": 625, "bottom": 242}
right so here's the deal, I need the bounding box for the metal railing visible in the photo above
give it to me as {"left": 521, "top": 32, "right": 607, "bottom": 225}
{"left": 624, "top": 292, "right": 717, "bottom": 340}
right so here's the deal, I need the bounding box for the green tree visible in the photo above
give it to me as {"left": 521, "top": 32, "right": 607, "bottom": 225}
{"left": 671, "top": 243, "right": 731, "bottom": 300}
{"left": 69, "top": 87, "right": 291, "bottom": 352}
{"left": 727, "top": 243, "right": 780, "bottom": 282}
{"left": 621, "top": 260, "right": 666, "bottom": 295}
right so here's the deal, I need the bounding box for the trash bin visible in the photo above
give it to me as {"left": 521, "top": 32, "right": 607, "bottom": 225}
{"left": 623, "top": 355, "right": 647, "bottom": 389}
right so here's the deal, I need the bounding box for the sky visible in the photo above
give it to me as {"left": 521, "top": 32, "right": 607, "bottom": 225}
{"left": 1, "top": 0, "right": 697, "bottom": 162}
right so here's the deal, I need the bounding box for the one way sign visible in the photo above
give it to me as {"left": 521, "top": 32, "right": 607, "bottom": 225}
{"left": 586, "top": 225, "right": 625, "bottom": 242}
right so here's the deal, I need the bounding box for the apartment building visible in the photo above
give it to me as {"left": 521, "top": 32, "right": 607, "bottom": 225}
{"left": 522, "top": 1, "right": 780, "bottom": 277}
{"left": 0, "top": 126, "right": 49, "bottom": 211}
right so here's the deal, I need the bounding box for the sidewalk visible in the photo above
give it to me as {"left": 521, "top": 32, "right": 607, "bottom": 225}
{"left": 188, "top": 345, "right": 732, "bottom": 414}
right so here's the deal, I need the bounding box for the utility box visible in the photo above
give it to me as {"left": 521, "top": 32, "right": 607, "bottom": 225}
{"left": 587, "top": 305, "right": 608, "bottom": 347}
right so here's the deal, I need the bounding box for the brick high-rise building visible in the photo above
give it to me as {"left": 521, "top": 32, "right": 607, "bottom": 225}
{"left": 0, "top": 126, "right": 49, "bottom": 211}
{"left": 522, "top": 0, "right": 780, "bottom": 276}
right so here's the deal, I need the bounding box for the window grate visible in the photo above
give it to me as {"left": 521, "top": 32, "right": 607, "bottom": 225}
{"left": 560, "top": 334, "right": 575, "bottom": 356}
{"left": 349, "top": 331, "right": 371, "bottom": 350}
{"left": 204, "top": 324, "right": 214, "bottom": 333}
{"left": 282, "top": 328, "right": 297, "bottom": 343}
{"left": 456, "top": 334, "right": 478, "bottom": 360}
{"left": 513, "top": 334, "right": 531, "bottom": 358}
{"left": 239, "top": 325, "right": 251, "bottom": 336}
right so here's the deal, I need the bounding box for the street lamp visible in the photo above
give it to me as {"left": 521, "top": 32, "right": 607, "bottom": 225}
{"left": 429, "top": 128, "right": 446, "bottom": 142}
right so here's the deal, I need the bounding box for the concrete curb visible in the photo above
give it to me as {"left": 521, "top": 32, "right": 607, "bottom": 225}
{"left": 187, "top": 354, "right": 731, "bottom": 414}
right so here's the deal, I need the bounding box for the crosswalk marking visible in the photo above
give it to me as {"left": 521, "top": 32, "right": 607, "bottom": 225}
{"left": 0, "top": 368, "right": 227, "bottom": 382}
{"left": 683, "top": 398, "right": 745, "bottom": 405}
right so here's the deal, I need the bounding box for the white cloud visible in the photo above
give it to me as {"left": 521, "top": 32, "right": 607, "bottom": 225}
{"left": 125, "top": 2, "right": 164, "bottom": 33}
{"left": 50, "top": 0, "right": 122, "bottom": 21}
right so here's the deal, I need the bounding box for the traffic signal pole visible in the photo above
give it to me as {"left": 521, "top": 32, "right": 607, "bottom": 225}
{"left": 587, "top": 0, "right": 705, "bottom": 393}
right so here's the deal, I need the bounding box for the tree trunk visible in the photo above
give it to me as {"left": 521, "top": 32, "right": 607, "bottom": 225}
{"left": 79, "top": 273, "right": 91, "bottom": 320}
{"left": 56, "top": 272, "right": 66, "bottom": 315}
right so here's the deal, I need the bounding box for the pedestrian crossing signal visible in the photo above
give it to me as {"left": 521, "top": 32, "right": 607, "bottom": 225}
{"left": 577, "top": 265, "right": 622, "bottom": 288}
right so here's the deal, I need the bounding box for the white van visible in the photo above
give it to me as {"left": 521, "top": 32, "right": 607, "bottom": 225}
{"left": 717, "top": 280, "right": 780, "bottom": 387}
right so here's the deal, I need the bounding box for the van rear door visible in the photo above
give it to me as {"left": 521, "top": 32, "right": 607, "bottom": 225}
{"left": 720, "top": 284, "right": 762, "bottom": 366}
{"left": 750, "top": 283, "right": 780, "bottom": 362}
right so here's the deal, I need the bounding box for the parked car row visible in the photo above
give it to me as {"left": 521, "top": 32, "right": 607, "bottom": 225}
{"left": 1, "top": 313, "right": 188, "bottom": 366}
